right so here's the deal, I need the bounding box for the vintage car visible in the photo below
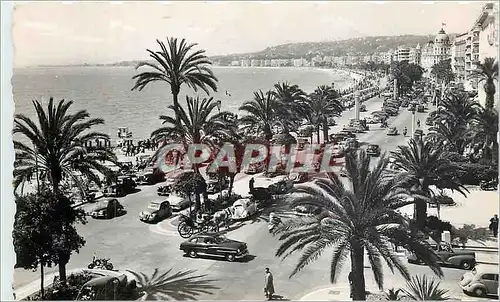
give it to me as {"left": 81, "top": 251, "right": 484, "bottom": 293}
{"left": 345, "top": 138, "right": 359, "bottom": 150}
{"left": 231, "top": 198, "right": 258, "bottom": 220}
{"left": 168, "top": 194, "right": 195, "bottom": 212}
{"left": 331, "top": 145, "right": 345, "bottom": 158}
{"left": 135, "top": 168, "right": 156, "bottom": 185}
{"left": 366, "top": 144, "right": 381, "bottom": 157}
{"left": 75, "top": 270, "right": 137, "bottom": 300}
{"left": 179, "top": 233, "right": 249, "bottom": 262}
{"left": 359, "top": 104, "right": 367, "bottom": 112}
{"left": 103, "top": 176, "right": 136, "bottom": 197}
{"left": 206, "top": 178, "right": 228, "bottom": 194}
{"left": 407, "top": 241, "right": 476, "bottom": 269}
{"left": 417, "top": 104, "right": 425, "bottom": 112}
{"left": 459, "top": 264, "right": 499, "bottom": 297}
{"left": 139, "top": 199, "right": 172, "bottom": 223}
{"left": 290, "top": 172, "right": 309, "bottom": 183}
{"left": 365, "top": 116, "right": 380, "bottom": 124}
{"left": 339, "top": 167, "right": 349, "bottom": 178}
{"left": 268, "top": 176, "right": 294, "bottom": 195}
{"left": 387, "top": 127, "right": 399, "bottom": 136}
{"left": 90, "top": 199, "right": 125, "bottom": 219}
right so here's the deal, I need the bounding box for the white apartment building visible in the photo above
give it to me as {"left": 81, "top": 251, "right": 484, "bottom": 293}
{"left": 396, "top": 47, "right": 411, "bottom": 62}
{"left": 409, "top": 44, "right": 421, "bottom": 65}
{"left": 451, "top": 32, "right": 468, "bottom": 83}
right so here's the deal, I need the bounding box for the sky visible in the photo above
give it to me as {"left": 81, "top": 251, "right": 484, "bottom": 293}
{"left": 12, "top": 1, "right": 488, "bottom": 67}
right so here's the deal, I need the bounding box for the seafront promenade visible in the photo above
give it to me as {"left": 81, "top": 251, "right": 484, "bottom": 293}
{"left": 13, "top": 83, "right": 499, "bottom": 301}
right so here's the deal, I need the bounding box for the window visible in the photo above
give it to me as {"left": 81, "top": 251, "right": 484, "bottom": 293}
{"left": 190, "top": 238, "right": 198, "bottom": 243}
{"left": 204, "top": 238, "right": 214, "bottom": 244}
{"left": 481, "top": 274, "right": 497, "bottom": 281}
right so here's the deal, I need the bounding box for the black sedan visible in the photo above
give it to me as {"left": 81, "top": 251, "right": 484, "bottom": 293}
{"left": 366, "top": 144, "right": 381, "bottom": 157}
{"left": 180, "top": 233, "right": 249, "bottom": 262}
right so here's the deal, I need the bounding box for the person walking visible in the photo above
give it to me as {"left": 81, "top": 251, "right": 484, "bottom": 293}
{"left": 348, "top": 271, "right": 355, "bottom": 299}
{"left": 489, "top": 214, "right": 499, "bottom": 237}
{"left": 264, "top": 268, "right": 275, "bottom": 300}
{"left": 417, "top": 119, "right": 421, "bottom": 128}
{"left": 249, "top": 177, "right": 255, "bottom": 194}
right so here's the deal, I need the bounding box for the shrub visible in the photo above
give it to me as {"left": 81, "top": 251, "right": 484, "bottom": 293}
{"left": 425, "top": 216, "right": 452, "bottom": 243}
{"left": 27, "top": 272, "right": 94, "bottom": 300}
{"left": 432, "top": 193, "right": 455, "bottom": 206}
{"left": 451, "top": 224, "right": 489, "bottom": 248}
{"left": 458, "top": 162, "right": 498, "bottom": 185}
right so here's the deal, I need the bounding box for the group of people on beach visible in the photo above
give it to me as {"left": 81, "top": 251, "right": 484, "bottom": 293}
{"left": 124, "top": 139, "right": 155, "bottom": 156}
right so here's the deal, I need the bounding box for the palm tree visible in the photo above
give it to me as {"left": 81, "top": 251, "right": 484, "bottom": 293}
{"left": 466, "top": 107, "right": 499, "bottom": 162}
{"left": 13, "top": 98, "right": 116, "bottom": 283}
{"left": 272, "top": 150, "right": 442, "bottom": 300}
{"left": 385, "top": 288, "right": 402, "bottom": 300}
{"left": 308, "top": 85, "right": 343, "bottom": 143}
{"left": 127, "top": 268, "right": 219, "bottom": 300}
{"left": 272, "top": 82, "right": 309, "bottom": 133}
{"left": 427, "top": 121, "right": 469, "bottom": 155}
{"left": 470, "top": 57, "right": 498, "bottom": 110}
{"left": 437, "top": 91, "right": 481, "bottom": 126}
{"left": 132, "top": 38, "right": 218, "bottom": 109}
{"left": 391, "top": 139, "right": 467, "bottom": 231}
{"left": 239, "top": 90, "right": 276, "bottom": 140}
{"left": 401, "top": 275, "right": 450, "bottom": 301}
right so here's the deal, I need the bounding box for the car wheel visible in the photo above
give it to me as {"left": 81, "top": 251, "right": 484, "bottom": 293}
{"left": 226, "top": 254, "right": 236, "bottom": 262}
{"left": 473, "top": 287, "right": 486, "bottom": 297}
{"left": 188, "top": 250, "right": 198, "bottom": 258}
{"left": 460, "top": 260, "right": 473, "bottom": 270}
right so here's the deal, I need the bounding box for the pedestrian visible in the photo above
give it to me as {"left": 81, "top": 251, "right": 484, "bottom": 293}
{"left": 264, "top": 268, "right": 275, "bottom": 300}
{"left": 417, "top": 119, "right": 421, "bottom": 128}
{"left": 249, "top": 177, "right": 255, "bottom": 194}
{"left": 348, "top": 271, "right": 355, "bottom": 299}
{"left": 489, "top": 214, "right": 499, "bottom": 237}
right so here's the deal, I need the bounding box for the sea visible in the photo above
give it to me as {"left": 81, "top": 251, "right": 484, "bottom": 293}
{"left": 12, "top": 66, "right": 354, "bottom": 141}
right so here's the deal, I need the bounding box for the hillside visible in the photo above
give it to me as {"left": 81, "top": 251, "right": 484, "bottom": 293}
{"left": 210, "top": 34, "right": 444, "bottom": 64}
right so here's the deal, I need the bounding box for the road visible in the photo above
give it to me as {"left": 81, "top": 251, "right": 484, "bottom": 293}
{"left": 13, "top": 95, "right": 485, "bottom": 301}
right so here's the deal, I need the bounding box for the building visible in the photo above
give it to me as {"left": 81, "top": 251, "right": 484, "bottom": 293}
{"left": 396, "top": 47, "right": 411, "bottom": 62}
{"left": 451, "top": 33, "right": 468, "bottom": 82}
{"left": 240, "top": 59, "right": 250, "bottom": 67}
{"left": 420, "top": 28, "right": 452, "bottom": 72}
{"left": 475, "top": 2, "right": 499, "bottom": 107}
{"left": 409, "top": 44, "right": 422, "bottom": 65}
{"left": 230, "top": 60, "right": 241, "bottom": 66}
{"left": 382, "top": 50, "right": 394, "bottom": 64}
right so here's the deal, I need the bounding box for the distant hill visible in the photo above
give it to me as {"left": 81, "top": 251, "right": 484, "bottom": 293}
{"left": 209, "top": 34, "right": 448, "bottom": 65}
{"left": 37, "top": 34, "right": 457, "bottom": 68}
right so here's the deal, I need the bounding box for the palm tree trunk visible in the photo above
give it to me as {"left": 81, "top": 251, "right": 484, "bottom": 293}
{"left": 351, "top": 241, "right": 367, "bottom": 300}
{"left": 414, "top": 186, "right": 429, "bottom": 231}
{"left": 485, "top": 80, "right": 496, "bottom": 111}
{"left": 40, "top": 260, "right": 45, "bottom": 299}
{"left": 322, "top": 120, "right": 329, "bottom": 143}
{"left": 316, "top": 124, "right": 321, "bottom": 144}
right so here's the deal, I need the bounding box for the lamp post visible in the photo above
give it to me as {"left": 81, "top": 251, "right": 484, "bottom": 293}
{"left": 354, "top": 90, "right": 360, "bottom": 121}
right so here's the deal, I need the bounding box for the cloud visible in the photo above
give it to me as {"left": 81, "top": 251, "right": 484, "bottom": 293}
{"left": 109, "top": 20, "right": 136, "bottom": 32}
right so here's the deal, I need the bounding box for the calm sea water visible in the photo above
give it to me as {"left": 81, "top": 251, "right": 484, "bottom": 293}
{"left": 12, "top": 66, "right": 351, "bottom": 140}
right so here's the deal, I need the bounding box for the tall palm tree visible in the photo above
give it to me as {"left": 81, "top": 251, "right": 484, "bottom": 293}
{"left": 151, "top": 96, "right": 233, "bottom": 210}
{"left": 272, "top": 151, "right": 442, "bottom": 300}
{"left": 470, "top": 57, "right": 498, "bottom": 110}
{"left": 466, "top": 107, "right": 499, "bottom": 162}
{"left": 437, "top": 91, "right": 481, "bottom": 126}
{"left": 239, "top": 90, "right": 276, "bottom": 140}
{"left": 13, "top": 98, "right": 116, "bottom": 282}
{"left": 132, "top": 38, "right": 218, "bottom": 108}
{"left": 427, "top": 121, "right": 469, "bottom": 156}
{"left": 127, "top": 268, "right": 219, "bottom": 300}
{"left": 308, "top": 85, "right": 343, "bottom": 143}
{"left": 401, "top": 275, "right": 450, "bottom": 301}
{"left": 272, "top": 82, "right": 309, "bottom": 133}
{"left": 391, "top": 139, "right": 467, "bottom": 231}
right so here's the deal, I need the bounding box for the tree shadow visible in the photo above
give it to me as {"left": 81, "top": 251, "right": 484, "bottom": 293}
{"left": 127, "top": 268, "right": 220, "bottom": 300}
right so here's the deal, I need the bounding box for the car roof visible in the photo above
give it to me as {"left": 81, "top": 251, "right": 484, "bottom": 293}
{"left": 473, "top": 264, "right": 499, "bottom": 274}
{"left": 368, "top": 144, "right": 379, "bottom": 147}
{"left": 150, "top": 199, "right": 168, "bottom": 205}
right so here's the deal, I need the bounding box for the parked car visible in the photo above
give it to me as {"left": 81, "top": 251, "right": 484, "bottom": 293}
{"left": 365, "top": 116, "right": 379, "bottom": 124}
{"left": 408, "top": 104, "right": 416, "bottom": 112}
{"left": 103, "top": 176, "right": 136, "bottom": 197}
{"left": 136, "top": 168, "right": 158, "bottom": 185}
{"left": 179, "top": 233, "right": 249, "bottom": 262}
{"left": 459, "top": 264, "right": 498, "bottom": 297}
{"left": 231, "top": 198, "right": 258, "bottom": 220}
{"left": 331, "top": 145, "right": 345, "bottom": 158}
{"left": 417, "top": 104, "right": 425, "bottom": 112}
{"left": 366, "top": 144, "right": 381, "bottom": 157}
{"left": 408, "top": 241, "right": 476, "bottom": 269}
{"left": 206, "top": 177, "right": 228, "bottom": 194}
{"left": 139, "top": 199, "right": 172, "bottom": 223}
{"left": 168, "top": 194, "right": 195, "bottom": 212}
{"left": 90, "top": 199, "right": 125, "bottom": 219}
{"left": 339, "top": 167, "right": 348, "bottom": 177}
{"left": 387, "top": 127, "right": 399, "bottom": 136}
{"left": 414, "top": 129, "right": 424, "bottom": 137}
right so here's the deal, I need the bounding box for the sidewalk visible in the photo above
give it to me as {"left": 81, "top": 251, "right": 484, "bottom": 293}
{"left": 299, "top": 285, "right": 386, "bottom": 301}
